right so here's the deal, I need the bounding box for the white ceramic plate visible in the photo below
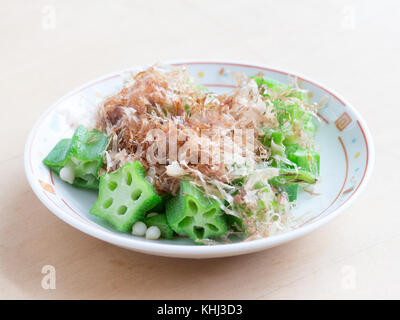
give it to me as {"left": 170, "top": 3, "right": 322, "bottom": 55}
{"left": 24, "top": 61, "right": 374, "bottom": 258}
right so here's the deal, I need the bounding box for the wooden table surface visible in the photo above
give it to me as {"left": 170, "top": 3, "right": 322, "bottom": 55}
{"left": 1, "top": 0, "right": 398, "bottom": 299}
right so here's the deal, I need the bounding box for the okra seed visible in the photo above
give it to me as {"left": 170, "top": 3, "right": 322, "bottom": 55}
{"left": 145, "top": 226, "right": 161, "bottom": 240}
{"left": 131, "top": 221, "right": 147, "bottom": 236}
{"left": 60, "top": 166, "right": 75, "bottom": 184}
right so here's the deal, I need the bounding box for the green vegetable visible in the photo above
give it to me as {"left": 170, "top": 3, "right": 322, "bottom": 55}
{"left": 260, "top": 130, "right": 283, "bottom": 168}
{"left": 284, "top": 143, "right": 300, "bottom": 155}
{"left": 252, "top": 76, "right": 320, "bottom": 206}
{"left": 43, "top": 125, "right": 108, "bottom": 189}
{"left": 151, "top": 194, "right": 172, "bottom": 213}
{"left": 271, "top": 182, "right": 299, "bottom": 202}
{"left": 166, "top": 180, "right": 227, "bottom": 242}
{"left": 252, "top": 76, "right": 309, "bottom": 103}
{"left": 252, "top": 76, "right": 286, "bottom": 94}
{"left": 284, "top": 184, "right": 299, "bottom": 202}
{"left": 271, "top": 168, "right": 317, "bottom": 185}
{"left": 145, "top": 213, "right": 174, "bottom": 239}
{"left": 43, "top": 138, "right": 72, "bottom": 169}
{"left": 287, "top": 148, "right": 320, "bottom": 175}
{"left": 90, "top": 161, "right": 161, "bottom": 232}
{"left": 226, "top": 214, "right": 243, "bottom": 232}
{"left": 254, "top": 77, "right": 317, "bottom": 146}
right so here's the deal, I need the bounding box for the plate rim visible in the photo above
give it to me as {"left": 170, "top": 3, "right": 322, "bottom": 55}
{"left": 24, "top": 60, "right": 375, "bottom": 258}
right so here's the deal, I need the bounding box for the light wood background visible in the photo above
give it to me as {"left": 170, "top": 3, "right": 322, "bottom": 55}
{"left": 1, "top": 0, "right": 398, "bottom": 299}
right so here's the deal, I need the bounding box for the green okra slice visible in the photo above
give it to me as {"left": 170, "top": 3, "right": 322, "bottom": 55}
{"left": 145, "top": 213, "right": 174, "bottom": 239}
{"left": 287, "top": 148, "right": 320, "bottom": 175}
{"left": 226, "top": 214, "right": 243, "bottom": 233}
{"left": 270, "top": 168, "right": 317, "bottom": 185}
{"left": 43, "top": 138, "right": 72, "bottom": 170}
{"left": 73, "top": 175, "right": 101, "bottom": 190}
{"left": 151, "top": 194, "right": 172, "bottom": 213}
{"left": 166, "top": 180, "right": 227, "bottom": 242}
{"left": 282, "top": 183, "right": 299, "bottom": 202}
{"left": 43, "top": 125, "right": 109, "bottom": 189}
{"left": 271, "top": 182, "right": 299, "bottom": 202}
{"left": 252, "top": 76, "right": 309, "bottom": 103}
{"left": 68, "top": 125, "right": 109, "bottom": 178}
{"left": 252, "top": 76, "right": 286, "bottom": 94}
{"left": 90, "top": 161, "right": 161, "bottom": 232}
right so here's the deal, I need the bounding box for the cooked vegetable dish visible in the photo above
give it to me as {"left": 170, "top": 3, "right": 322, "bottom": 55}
{"left": 43, "top": 65, "right": 321, "bottom": 244}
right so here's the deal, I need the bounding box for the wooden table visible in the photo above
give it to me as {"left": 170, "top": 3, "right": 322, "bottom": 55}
{"left": 1, "top": 0, "right": 397, "bottom": 299}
